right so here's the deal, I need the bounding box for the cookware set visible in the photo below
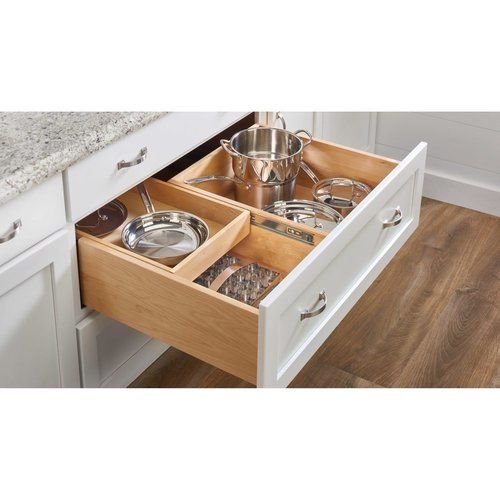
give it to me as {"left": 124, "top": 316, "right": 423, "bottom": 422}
{"left": 78, "top": 120, "right": 372, "bottom": 307}
{"left": 186, "top": 119, "right": 372, "bottom": 222}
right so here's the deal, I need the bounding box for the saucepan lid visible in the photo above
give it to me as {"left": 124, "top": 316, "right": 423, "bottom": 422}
{"left": 312, "top": 178, "right": 371, "bottom": 210}
{"left": 263, "top": 199, "right": 343, "bottom": 232}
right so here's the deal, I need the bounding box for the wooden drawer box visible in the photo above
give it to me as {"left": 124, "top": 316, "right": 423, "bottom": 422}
{"left": 77, "top": 137, "right": 427, "bottom": 387}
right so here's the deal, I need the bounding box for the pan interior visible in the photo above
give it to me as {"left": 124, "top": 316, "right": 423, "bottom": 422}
{"left": 122, "top": 212, "right": 208, "bottom": 260}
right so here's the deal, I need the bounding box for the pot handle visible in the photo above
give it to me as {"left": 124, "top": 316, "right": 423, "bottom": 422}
{"left": 294, "top": 129, "right": 313, "bottom": 148}
{"left": 184, "top": 175, "right": 250, "bottom": 189}
{"left": 136, "top": 182, "right": 156, "bottom": 214}
{"left": 274, "top": 112, "right": 287, "bottom": 129}
{"left": 300, "top": 162, "right": 320, "bottom": 184}
{"left": 220, "top": 139, "right": 239, "bottom": 157}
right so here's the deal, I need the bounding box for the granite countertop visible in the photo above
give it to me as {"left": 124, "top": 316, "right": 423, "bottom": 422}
{"left": 0, "top": 112, "right": 166, "bottom": 205}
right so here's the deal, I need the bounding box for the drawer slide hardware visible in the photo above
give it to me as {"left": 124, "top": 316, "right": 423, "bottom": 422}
{"left": 0, "top": 219, "right": 22, "bottom": 244}
{"left": 250, "top": 214, "right": 314, "bottom": 245}
{"left": 117, "top": 147, "right": 148, "bottom": 170}
{"left": 382, "top": 206, "right": 402, "bottom": 228}
{"left": 300, "top": 290, "right": 327, "bottom": 321}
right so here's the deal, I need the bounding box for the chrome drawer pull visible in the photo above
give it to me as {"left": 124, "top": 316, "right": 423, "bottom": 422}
{"left": 0, "top": 219, "right": 22, "bottom": 244}
{"left": 117, "top": 147, "right": 148, "bottom": 170}
{"left": 382, "top": 206, "right": 402, "bottom": 228}
{"left": 300, "top": 290, "right": 327, "bottom": 321}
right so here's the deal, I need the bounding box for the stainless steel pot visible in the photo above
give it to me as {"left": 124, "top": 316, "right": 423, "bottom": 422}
{"left": 185, "top": 173, "right": 297, "bottom": 209}
{"left": 220, "top": 126, "right": 312, "bottom": 183}
{"left": 185, "top": 124, "right": 313, "bottom": 208}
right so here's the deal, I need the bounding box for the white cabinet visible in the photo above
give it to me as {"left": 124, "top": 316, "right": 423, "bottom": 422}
{"left": 69, "top": 112, "right": 252, "bottom": 386}
{"left": 76, "top": 312, "right": 168, "bottom": 387}
{"left": 0, "top": 229, "right": 79, "bottom": 387}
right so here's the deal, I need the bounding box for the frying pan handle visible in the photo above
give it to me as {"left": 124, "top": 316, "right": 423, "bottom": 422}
{"left": 274, "top": 112, "right": 287, "bottom": 129}
{"left": 136, "top": 182, "right": 156, "bottom": 214}
{"left": 294, "top": 129, "right": 313, "bottom": 148}
{"left": 300, "top": 162, "right": 320, "bottom": 184}
{"left": 184, "top": 175, "right": 250, "bottom": 189}
{"left": 220, "top": 139, "right": 239, "bottom": 157}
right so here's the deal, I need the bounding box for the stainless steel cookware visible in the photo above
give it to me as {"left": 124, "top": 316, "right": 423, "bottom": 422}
{"left": 299, "top": 166, "right": 372, "bottom": 213}
{"left": 195, "top": 254, "right": 281, "bottom": 307}
{"left": 312, "top": 178, "right": 371, "bottom": 211}
{"left": 185, "top": 172, "right": 297, "bottom": 208}
{"left": 76, "top": 199, "right": 128, "bottom": 237}
{"left": 122, "top": 183, "right": 209, "bottom": 266}
{"left": 185, "top": 122, "right": 313, "bottom": 208}
{"left": 263, "top": 200, "right": 343, "bottom": 232}
{"left": 220, "top": 126, "right": 312, "bottom": 183}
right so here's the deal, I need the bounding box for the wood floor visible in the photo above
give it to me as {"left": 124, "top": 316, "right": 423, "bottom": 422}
{"left": 130, "top": 198, "right": 500, "bottom": 388}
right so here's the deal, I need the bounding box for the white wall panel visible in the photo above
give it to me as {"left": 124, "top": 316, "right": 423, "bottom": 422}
{"left": 422, "top": 112, "right": 500, "bottom": 132}
{"left": 320, "top": 112, "right": 375, "bottom": 151}
{"left": 376, "top": 112, "right": 500, "bottom": 173}
{"left": 375, "top": 112, "right": 500, "bottom": 215}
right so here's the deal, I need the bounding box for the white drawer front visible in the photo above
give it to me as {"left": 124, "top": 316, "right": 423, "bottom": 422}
{"left": 65, "top": 112, "right": 250, "bottom": 222}
{"left": 0, "top": 174, "right": 66, "bottom": 267}
{"left": 258, "top": 143, "right": 427, "bottom": 387}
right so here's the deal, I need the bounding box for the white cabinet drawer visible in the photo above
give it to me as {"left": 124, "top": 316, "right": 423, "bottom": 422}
{"left": 0, "top": 174, "right": 66, "bottom": 268}
{"left": 260, "top": 171, "right": 419, "bottom": 386}
{"left": 64, "top": 112, "right": 251, "bottom": 222}
{"left": 76, "top": 311, "right": 168, "bottom": 388}
{"left": 76, "top": 137, "right": 427, "bottom": 387}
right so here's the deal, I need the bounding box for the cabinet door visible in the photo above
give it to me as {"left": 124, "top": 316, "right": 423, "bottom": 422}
{"left": 0, "top": 229, "right": 79, "bottom": 387}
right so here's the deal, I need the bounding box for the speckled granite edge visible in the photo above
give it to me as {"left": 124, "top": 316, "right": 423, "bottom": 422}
{"left": 0, "top": 112, "right": 167, "bottom": 205}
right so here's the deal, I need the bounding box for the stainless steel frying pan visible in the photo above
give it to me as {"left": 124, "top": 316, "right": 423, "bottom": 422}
{"left": 121, "top": 183, "right": 209, "bottom": 266}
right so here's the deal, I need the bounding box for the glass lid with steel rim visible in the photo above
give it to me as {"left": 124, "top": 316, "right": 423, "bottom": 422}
{"left": 313, "top": 178, "right": 372, "bottom": 210}
{"left": 263, "top": 199, "right": 343, "bottom": 232}
{"left": 76, "top": 199, "right": 128, "bottom": 237}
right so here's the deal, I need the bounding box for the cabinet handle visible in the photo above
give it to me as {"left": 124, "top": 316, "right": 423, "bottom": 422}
{"left": 117, "top": 147, "right": 148, "bottom": 170}
{"left": 382, "top": 206, "right": 402, "bottom": 228}
{"left": 300, "top": 290, "right": 327, "bottom": 321}
{"left": 0, "top": 219, "right": 22, "bottom": 244}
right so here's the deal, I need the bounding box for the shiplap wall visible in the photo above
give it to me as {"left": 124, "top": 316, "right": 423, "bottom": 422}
{"left": 374, "top": 112, "right": 500, "bottom": 216}
{"left": 275, "top": 112, "right": 376, "bottom": 152}
{"left": 264, "top": 112, "right": 500, "bottom": 216}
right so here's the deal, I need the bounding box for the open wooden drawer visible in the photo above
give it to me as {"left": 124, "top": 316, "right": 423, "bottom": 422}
{"left": 77, "top": 137, "right": 427, "bottom": 387}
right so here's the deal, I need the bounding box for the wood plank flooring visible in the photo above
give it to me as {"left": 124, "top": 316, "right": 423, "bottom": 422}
{"left": 130, "top": 198, "right": 500, "bottom": 388}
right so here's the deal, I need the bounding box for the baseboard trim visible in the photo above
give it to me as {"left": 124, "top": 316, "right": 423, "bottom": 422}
{"left": 423, "top": 169, "right": 499, "bottom": 216}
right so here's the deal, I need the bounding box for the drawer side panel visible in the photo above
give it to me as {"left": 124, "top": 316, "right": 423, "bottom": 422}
{"left": 78, "top": 237, "right": 259, "bottom": 384}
